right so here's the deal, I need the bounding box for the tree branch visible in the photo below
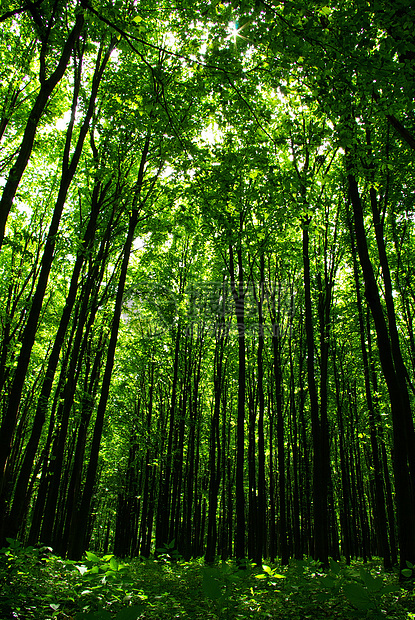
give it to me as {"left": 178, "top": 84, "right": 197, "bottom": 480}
{"left": 0, "top": 0, "right": 45, "bottom": 23}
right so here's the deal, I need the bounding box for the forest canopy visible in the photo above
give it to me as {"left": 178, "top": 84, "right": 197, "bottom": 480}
{"left": 0, "top": 0, "right": 415, "bottom": 582}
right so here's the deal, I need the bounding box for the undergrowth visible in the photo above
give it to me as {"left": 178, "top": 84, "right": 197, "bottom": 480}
{"left": 1, "top": 538, "right": 415, "bottom": 620}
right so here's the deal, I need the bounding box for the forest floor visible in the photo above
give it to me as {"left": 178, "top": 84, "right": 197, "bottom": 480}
{"left": 2, "top": 539, "right": 415, "bottom": 620}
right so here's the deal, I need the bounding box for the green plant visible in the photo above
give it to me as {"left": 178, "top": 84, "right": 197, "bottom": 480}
{"left": 402, "top": 561, "right": 415, "bottom": 580}
{"left": 255, "top": 563, "right": 287, "bottom": 582}
{"left": 155, "top": 539, "right": 183, "bottom": 563}
{"left": 63, "top": 551, "right": 145, "bottom": 617}
{"left": 74, "top": 604, "right": 143, "bottom": 619}
{"left": 1, "top": 542, "right": 412, "bottom": 620}
{"left": 202, "top": 563, "right": 245, "bottom": 619}
{"left": 289, "top": 557, "right": 401, "bottom": 617}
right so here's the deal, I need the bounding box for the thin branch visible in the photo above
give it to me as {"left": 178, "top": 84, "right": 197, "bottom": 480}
{"left": 0, "top": 0, "right": 45, "bottom": 23}
{"left": 80, "top": 0, "right": 239, "bottom": 76}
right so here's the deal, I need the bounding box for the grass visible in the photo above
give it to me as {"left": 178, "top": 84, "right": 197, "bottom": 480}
{"left": 1, "top": 539, "right": 415, "bottom": 620}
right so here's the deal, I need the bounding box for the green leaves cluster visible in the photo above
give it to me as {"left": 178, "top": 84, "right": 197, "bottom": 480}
{"left": 1, "top": 540, "right": 413, "bottom": 620}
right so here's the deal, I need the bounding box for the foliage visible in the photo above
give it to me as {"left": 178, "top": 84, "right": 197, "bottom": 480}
{"left": 1, "top": 0, "right": 415, "bottom": 602}
{"left": 1, "top": 541, "right": 414, "bottom": 620}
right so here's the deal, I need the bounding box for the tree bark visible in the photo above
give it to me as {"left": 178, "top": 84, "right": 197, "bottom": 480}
{"left": 347, "top": 168, "right": 415, "bottom": 570}
{"left": 229, "top": 243, "right": 246, "bottom": 564}
{"left": 0, "top": 13, "right": 85, "bottom": 248}
{"left": 66, "top": 135, "right": 150, "bottom": 559}
{"left": 0, "top": 41, "right": 114, "bottom": 488}
{"left": 302, "top": 218, "right": 328, "bottom": 566}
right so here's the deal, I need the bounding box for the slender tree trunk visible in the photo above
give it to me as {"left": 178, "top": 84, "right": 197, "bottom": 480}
{"left": 39, "top": 248, "right": 108, "bottom": 546}
{"left": 3, "top": 180, "right": 109, "bottom": 539}
{"left": 302, "top": 218, "right": 328, "bottom": 566}
{"left": 268, "top": 392, "right": 276, "bottom": 562}
{"left": 0, "top": 41, "right": 114, "bottom": 489}
{"left": 289, "top": 305, "right": 301, "bottom": 559}
{"left": 333, "top": 349, "right": 352, "bottom": 564}
{"left": 205, "top": 323, "right": 225, "bottom": 564}
{"left": 0, "top": 13, "right": 85, "bottom": 247}
{"left": 256, "top": 255, "right": 266, "bottom": 564}
{"left": 59, "top": 339, "right": 104, "bottom": 555}
{"left": 348, "top": 169, "right": 415, "bottom": 570}
{"left": 271, "top": 292, "right": 288, "bottom": 565}
{"left": 367, "top": 319, "right": 398, "bottom": 565}
{"left": 66, "top": 135, "right": 150, "bottom": 559}
{"left": 138, "top": 360, "right": 155, "bottom": 557}
{"left": 155, "top": 325, "right": 181, "bottom": 551}
{"left": 348, "top": 214, "right": 391, "bottom": 568}
{"left": 220, "top": 381, "right": 231, "bottom": 561}
{"left": 297, "top": 320, "right": 311, "bottom": 556}
{"left": 247, "top": 365, "right": 257, "bottom": 561}
{"left": 229, "top": 244, "right": 246, "bottom": 564}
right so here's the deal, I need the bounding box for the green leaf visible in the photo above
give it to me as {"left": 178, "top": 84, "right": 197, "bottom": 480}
{"left": 85, "top": 551, "right": 100, "bottom": 562}
{"left": 110, "top": 557, "right": 119, "bottom": 571}
{"left": 359, "top": 567, "right": 383, "bottom": 592}
{"left": 329, "top": 558, "right": 341, "bottom": 575}
{"left": 343, "top": 583, "right": 374, "bottom": 610}
{"left": 401, "top": 568, "right": 412, "bottom": 578}
{"left": 319, "top": 575, "right": 336, "bottom": 589}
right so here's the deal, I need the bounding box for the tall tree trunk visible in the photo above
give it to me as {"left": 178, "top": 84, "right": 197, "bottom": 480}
{"left": 155, "top": 325, "right": 181, "bottom": 551}
{"left": 205, "top": 321, "right": 225, "bottom": 564}
{"left": 39, "top": 243, "right": 109, "bottom": 546}
{"left": 268, "top": 390, "right": 276, "bottom": 562}
{"left": 247, "top": 363, "right": 257, "bottom": 561}
{"left": 138, "top": 360, "right": 155, "bottom": 557}
{"left": 0, "top": 41, "right": 114, "bottom": 490}
{"left": 297, "top": 320, "right": 311, "bottom": 556}
{"left": 0, "top": 13, "right": 85, "bottom": 247}
{"left": 66, "top": 135, "right": 150, "bottom": 559}
{"left": 367, "top": 317, "right": 398, "bottom": 565}
{"left": 348, "top": 213, "right": 391, "bottom": 568}
{"left": 270, "top": 279, "right": 288, "bottom": 565}
{"left": 59, "top": 338, "right": 105, "bottom": 556}
{"left": 255, "top": 255, "right": 266, "bottom": 565}
{"left": 229, "top": 243, "right": 246, "bottom": 563}
{"left": 333, "top": 346, "right": 352, "bottom": 564}
{"left": 3, "top": 179, "right": 110, "bottom": 539}
{"left": 302, "top": 218, "right": 328, "bottom": 566}
{"left": 289, "top": 301, "right": 301, "bottom": 559}
{"left": 186, "top": 329, "right": 203, "bottom": 557}
{"left": 347, "top": 169, "right": 415, "bottom": 570}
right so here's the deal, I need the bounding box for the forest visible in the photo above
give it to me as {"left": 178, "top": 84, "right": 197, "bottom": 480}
{"left": 1, "top": 0, "right": 415, "bottom": 617}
